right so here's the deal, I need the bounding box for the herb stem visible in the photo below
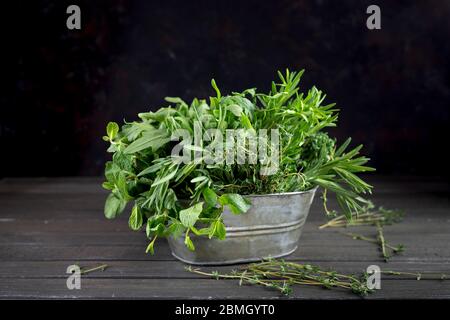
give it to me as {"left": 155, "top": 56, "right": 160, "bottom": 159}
{"left": 80, "top": 264, "right": 108, "bottom": 275}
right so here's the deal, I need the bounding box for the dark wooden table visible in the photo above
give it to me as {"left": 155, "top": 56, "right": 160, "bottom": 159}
{"left": 0, "top": 176, "right": 449, "bottom": 299}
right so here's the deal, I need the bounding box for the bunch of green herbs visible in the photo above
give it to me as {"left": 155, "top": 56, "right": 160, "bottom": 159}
{"left": 102, "top": 70, "right": 374, "bottom": 253}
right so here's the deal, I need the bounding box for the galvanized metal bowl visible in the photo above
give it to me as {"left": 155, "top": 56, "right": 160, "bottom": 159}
{"left": 168, "top": 187, "right": 317, "bottom": 265}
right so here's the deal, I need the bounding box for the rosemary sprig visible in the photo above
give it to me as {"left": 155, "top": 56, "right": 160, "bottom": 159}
{"left": 186, "top": 259, "right": 373, "bottom": 296}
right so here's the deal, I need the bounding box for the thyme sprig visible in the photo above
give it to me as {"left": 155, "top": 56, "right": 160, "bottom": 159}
{"left": 75, "top": 264, "right": 108, "bottom": 275}
{"left": 381, "top": 270, "right": 449, "bottom": 281}
{"left": 319, "top": 203, "right": 403, "bottom": 229}
{"left": 319, "top": 202, "right": 404, "bottom": 261}
{"left": 342, "top": 229, "right": 404, "bottom": 261}
{"left": 187, "top": 261, "right": 450, "bottom": 297}
{"left": 186, "top": 259, "right": 373, "bottom": 296}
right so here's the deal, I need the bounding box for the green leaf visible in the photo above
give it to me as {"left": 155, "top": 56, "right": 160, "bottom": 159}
{"left": 210, "top": 220, "right": 226, "bottom": 240}
{"left": 165, "top": 96, "right": 188, "bottom": 106}
{"left": 145, "top": 236, "right": 157, "bottom": 255}
{"left": 179, "top": 202, "right": 203, "bottom": 228}
{"left": 184, "top": 234, "right": 195, "bottom": 251}
{"left": 128, "top": 205, "right": 143, "bottom": 230}
{"left": 124, "top": 130, "right": 170, "bottom": 154}
{"left": 167, "top": 221, "right": 185, "bottom": 239}
{"left": 102, "top": 181, "right": 114, "bottom": 190}
{"left": 219, "top": 194, "right": 251, "bottom": 214}
{"left": 151, "top": 165, "right": 178, "bottom": 187}
{"left": 190, "top": 176, "right": 208, "bottom": 183}
{"left": 106, "top": 122, "right": 119, "bottom": 139}
{"left": 116, "top": 173, "right": 133, "bottom": 201}
{"left": 145, "top": 241, "right": 155, "bottom": 254}
{"left": 113, "top": 151, "right": 133, "bottom": 172}
{"left": 138, "top": 108, "right": 176, "bottom": 122}
{"left": 202, "top": 187, "right": 217, "bottom": 207}
{"left": 146, "top": 214, "right": 166, "bottom": 237}
{"left": 104, "top": 161, "right": 120, "bottom": 183}
{"left": 335, "top": 138, "right": 351, "bottom": 157}
{"left": 104, "top": 193, "right": 127, "bottom": 219}
{"left": 226, "top": 104, "right": 243, "bottom": 117}
{"left": 138, "top": 160, "right": 169, "bottom": 177}
{"left": 240, "top": 114, "right": 253, "bottom": 130}
{"left": 211, "top": 79, "right": 221, "bottom": 99}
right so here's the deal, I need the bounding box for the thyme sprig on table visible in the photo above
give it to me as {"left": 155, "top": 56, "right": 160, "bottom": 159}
{"left": 186, "top": 259, "right": 373, "bottom": 296}
{"left": 186, "top": 260, "right": 449, "bottom": 297}
{"left": 71, "top": 264, "right": 108, "bottom": 275}
{"left": 342, "top": 227, "right": 404, "bottom": 261}
{"left": 319, "top": 202, "right": 405, "bottom": 261}
{"left": 381, "top": 270, "right": 449, "bottom": 280}
{"left": 319, "top": 203, "right": 403, "bottom": 229}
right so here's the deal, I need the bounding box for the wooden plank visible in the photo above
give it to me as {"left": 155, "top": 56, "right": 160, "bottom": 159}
{"left": 0, "top": 192, "right": 448, "bottom": 221}
{"left": 0, "top": 278, "right": 449, "bottom": 299}
{"left": 0, "top": 260, "right": 448, "bottom": 280}
{"left": 1, "top": 225, "right": 449, "bottom": 251}
{"left": 0, "top": 177, "right": 448, "bottom": 299}
{"left": 1, "top": 241, "right": 449, "bottom": 262}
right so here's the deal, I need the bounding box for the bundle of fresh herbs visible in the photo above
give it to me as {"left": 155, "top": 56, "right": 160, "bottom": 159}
{"left": 102, "top": 70, "right": 374, "bottom": 253}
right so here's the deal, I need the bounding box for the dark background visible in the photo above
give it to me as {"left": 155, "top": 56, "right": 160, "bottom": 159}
{"left": 2, "top": 0, "right": 449, "bottom": 177}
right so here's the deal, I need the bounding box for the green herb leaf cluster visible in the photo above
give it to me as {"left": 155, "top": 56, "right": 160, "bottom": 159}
{"left": 102, "top": 69, "right": 374, "bottom": 253}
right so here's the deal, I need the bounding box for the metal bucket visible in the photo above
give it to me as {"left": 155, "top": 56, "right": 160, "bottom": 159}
{"left": 168, "top": 187, "right": 317, "bottom": 265}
